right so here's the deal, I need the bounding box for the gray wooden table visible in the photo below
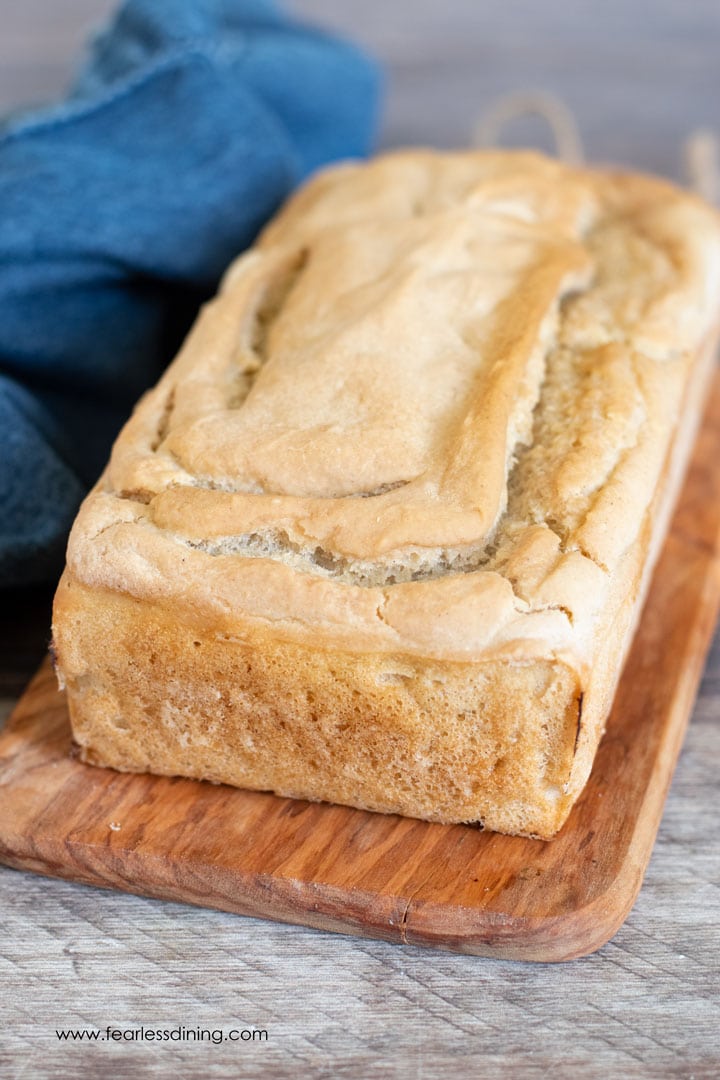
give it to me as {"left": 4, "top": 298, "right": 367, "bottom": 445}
{"left": 1, "top": 3, "right": 719, "bottom": 1077}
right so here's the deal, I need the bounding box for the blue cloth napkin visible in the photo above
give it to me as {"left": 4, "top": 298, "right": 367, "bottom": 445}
{"left": 0, "top": 0, "right": 380, "bottom": 586}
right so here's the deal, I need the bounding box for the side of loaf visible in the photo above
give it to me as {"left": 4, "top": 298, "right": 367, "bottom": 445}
{"left": 52, "top": 150, "right": 720, "bottom": 838}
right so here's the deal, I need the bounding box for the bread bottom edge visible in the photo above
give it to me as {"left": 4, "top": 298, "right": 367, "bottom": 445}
{"left": 54, "top": 575, "right": 586, "bottom": 840}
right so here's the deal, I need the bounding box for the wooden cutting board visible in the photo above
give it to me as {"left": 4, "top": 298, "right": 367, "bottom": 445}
{"left": 2, "top": 373, "right": 720, "bottom": 964}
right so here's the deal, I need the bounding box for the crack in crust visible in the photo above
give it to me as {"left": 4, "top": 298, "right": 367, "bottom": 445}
{"left": 183, "top": 529, "right": 497, "bottom": 587}
{"left": 228, "top": 247, "right": 309, "bottom": 409}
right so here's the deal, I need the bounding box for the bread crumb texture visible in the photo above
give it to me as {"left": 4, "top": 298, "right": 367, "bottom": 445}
{"left": 53, "top": 151, "right": 720, "bottom": 835}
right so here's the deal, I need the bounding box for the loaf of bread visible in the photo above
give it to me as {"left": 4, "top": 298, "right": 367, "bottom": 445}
{"left": 52, "top": 150, "right": 720, "bottom": 838}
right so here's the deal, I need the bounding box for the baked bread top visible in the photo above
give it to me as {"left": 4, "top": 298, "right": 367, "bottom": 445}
{"left": 66, "top": 150, "right": 720, "bottom": 669}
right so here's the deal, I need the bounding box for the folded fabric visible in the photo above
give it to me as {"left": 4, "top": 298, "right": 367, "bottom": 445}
{"left": 0, "top": 0, "right": 381, "bottom": 586}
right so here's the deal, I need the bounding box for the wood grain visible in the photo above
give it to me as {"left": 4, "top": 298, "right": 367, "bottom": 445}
{"left": 2, "top": 371, "right": 720, "bottom": 965}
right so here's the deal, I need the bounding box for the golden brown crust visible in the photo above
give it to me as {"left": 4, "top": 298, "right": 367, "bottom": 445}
{"left": 52, "top": 149, "right": 720, "bottom": 837}
{"left": 55, "top": 577, "right": 583, "bottom": 837}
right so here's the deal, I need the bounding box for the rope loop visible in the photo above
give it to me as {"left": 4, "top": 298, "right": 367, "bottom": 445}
{"left": 684, "top": 129, "right": 719, "bottom": 205}
{"left": 474, "top": 90, "right": 584, "bottom": 164}
{"left": 475, "top": 92, "right": 719, "bottom": 206}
